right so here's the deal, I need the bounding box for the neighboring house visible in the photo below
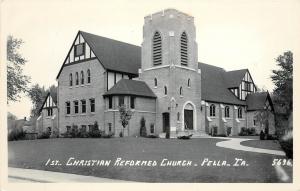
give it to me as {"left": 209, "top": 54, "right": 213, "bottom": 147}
{"left": 36, "top": 93, "right": 59, "bottom": 138}
{"left": 7, "top": 117, "right": 38, "bottom": 140}
{"left": 246, "top": 92, "right": 275, "bottom": 134}
{"left": 52, "top": 8, "right": 275, "bottom": 138}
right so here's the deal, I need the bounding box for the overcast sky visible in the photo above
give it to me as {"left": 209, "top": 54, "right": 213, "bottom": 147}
{"left": 3, "top": 0, "right": 300, "bottom": 119}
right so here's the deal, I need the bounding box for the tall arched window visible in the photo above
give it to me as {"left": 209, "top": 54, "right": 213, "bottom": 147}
{"left": 188, "top": 78, "right": 191, "bottom": 87}
{"left": 154, "top": 78, "right": 157, "bottom": 87}
{"left": 80, "top": 71, "right": 84, "bottom": 84}
{"left": 87, "top": 69, "right": 91, "bottom": 83}
{"left": 164, "top": 86, "right": 167, "bottom": 95}
{"left": 153, "top": 32, "right": 162, "bottom": 65}
{"left": 210, "top": 104, "right": 215, "bottom": 117}
{"left": 75, "top": 72, "right": 79, "bottom": 85}
{"left": 177, "top": 112, "right": 180, "bottom": 121}
{"left": 180, "top": 32, "right": 188, "bottom": 65}
{"left": 238, "top": 107, "right": 243, "bottom": 118}
{"left": 179, "top": 86, "right": 183, "bottom": 96}
{"left": 69, "top": 73, "right": 73, "bottom": 86}
{"left": 225, "top": 106, "right": 230, "bottom": 118}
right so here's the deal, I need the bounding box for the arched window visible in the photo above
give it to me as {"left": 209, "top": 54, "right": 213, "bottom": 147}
{"left": 238, "top": 107, "right": 243, "bottom": 118}
{"left": 177, "top": 112, "right": 180, "bottom": 121}
{"left": 225, "top": 106, "right": 230, "bottom": 118}
{"left": 75, "top": 72, "right": 79, "bottom": 85}
{"left": 153, "top": 31, "right": 162, "bottom": 65}
{"left": 80, "top": 71, "right": 84, "bottom": 84}
{"left": 154, "top": 78, "right": 157, "bottom": 87}
{"left": 179, "top": 86, "right": 183, "bottom": 96}
{"left": 69, "top": 73, "right": 73, "bottom": 86}
{"left": 87, "top": 69, "right": 91, "bottom": 83}
{"left": 180, "top": 32, "right": 188, "bottom": 65}
{"left": 210, "top": 104, "right": 215, "bottom": 117}
{"left": 188, "top": 78, "right": 191, "bottom": 87}
{"left": 164, "top": 86, "right": 167, "bottom": 95}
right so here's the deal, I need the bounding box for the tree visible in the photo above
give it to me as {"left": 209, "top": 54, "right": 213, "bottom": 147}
{"left": 27, "top": 84, "right": 57, "bottom": 117}
{"left": 118, "top": 104, "right": 133, "bottom": 137}
{"left": 254, "top": 109, "right": 272, "bottom": 135}
{"left": 7, "top": 112, "right": 17, "bottom": 120}
{"left": 7, "top": 35, "right": 30, "bottom": 102}
{"left": 27, "top": 84, "right": 47, "bottom": 116}
{"left": 271, "top": 51, "right": 293, "bottom": 115}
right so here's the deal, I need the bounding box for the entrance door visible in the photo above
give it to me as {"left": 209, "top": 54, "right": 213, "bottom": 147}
{"left": 162, "top": 112, "right": 170, "bottom": 138}
{"left": 184, "top": 109, "right": 193, "bottom": 130}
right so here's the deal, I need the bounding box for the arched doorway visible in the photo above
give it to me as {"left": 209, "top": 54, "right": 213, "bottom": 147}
{"left": 182, "top": 102, "right": 197, "bottom": 131}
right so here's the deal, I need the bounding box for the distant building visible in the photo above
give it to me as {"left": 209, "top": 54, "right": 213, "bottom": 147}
{"left": 38, "top": 9, "right": 275, "bottom": 138}
{"left": 36, "top": 93, "right": 59, "bottom": 137}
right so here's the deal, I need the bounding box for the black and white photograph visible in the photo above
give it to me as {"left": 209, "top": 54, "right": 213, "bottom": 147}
{"left": 1, "top": 0, "right": 298, "bottom": 188}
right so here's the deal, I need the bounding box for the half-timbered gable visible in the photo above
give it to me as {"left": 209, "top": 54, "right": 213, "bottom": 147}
{"left": 36, "top": 93, "right": 59, "bottom": 138}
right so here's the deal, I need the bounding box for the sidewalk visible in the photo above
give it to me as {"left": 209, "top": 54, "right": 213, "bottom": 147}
{"left": 8, "top": 167, "right": 135, "bottom": 183}
{"left": 214, "top": 137, "right": 285, "bottom": 156}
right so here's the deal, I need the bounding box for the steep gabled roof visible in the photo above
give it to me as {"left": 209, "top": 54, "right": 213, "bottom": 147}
{"left": 198, "top": 62, "right": 246, "bottom": 105}
{"left": 38, "top": 92, "right": 57, "bottom": 114}
{"left": 103, "top": 79, "right": 156, "bottom": 98}
{"left": 223, "top": 69, "right": 248, "bottom": 88}
{"left": 80, "top": 31, "right": 141, "bottom": 75}
{"left": 246, "top": 92, "right": 274, "bottom": 111}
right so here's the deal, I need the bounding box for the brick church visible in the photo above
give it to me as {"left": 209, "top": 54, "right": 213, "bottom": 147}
{"left": 36, "top": 9, "right": 275, "bottom": 138}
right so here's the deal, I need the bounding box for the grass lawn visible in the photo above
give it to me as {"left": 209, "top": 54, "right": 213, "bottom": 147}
{"left": 240, "top": 139, "right": 283, "bottom": 151}
{"left": 8, "top": 137, "right": 292, "bottom": 183}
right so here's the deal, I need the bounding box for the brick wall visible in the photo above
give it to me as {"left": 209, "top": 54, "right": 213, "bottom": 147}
{"left": 58, "top": 59, "right": 106, "bottom": 134}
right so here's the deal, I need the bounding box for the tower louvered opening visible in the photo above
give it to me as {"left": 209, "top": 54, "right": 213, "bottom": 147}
{"left": 180, "top": 32, "right": 188, "bottom": 65}
{"left": 153, "top": 32, "right": 162, "bottom": 65}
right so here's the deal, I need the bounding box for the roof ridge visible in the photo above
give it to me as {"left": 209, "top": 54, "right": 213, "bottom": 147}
{"left": 80, "top": 30, "right": 140, "bottom": 48}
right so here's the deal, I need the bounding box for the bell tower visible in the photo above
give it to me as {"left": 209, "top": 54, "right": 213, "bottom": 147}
{"left": 140, "top": 9, "right": 203, "bottom": 138}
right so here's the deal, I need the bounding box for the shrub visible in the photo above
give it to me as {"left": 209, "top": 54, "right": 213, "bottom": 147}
{"left": 88, "top": 121, "right": 101, "bottom": 138}
{"left": 266, "top": 134, "right": 278, "bottom": 140}
{"left": 62, "top": 132, "right": 72, "bottom": 138}
{"left": 247, "top": 127, "right": 256, "bottom": 135}
{"left": 147, "top": 134, "right": 159, "bottom": 138}
{"left": 239, "top": 127, "right": 248, "bottom": 136}
{"left": 279, "top": 131, "right": 293, "bottom": 159}
{"left": 38, "top": 131, "right": 51, "bottom": 139}
{"left": 226, "top": 127, "right": 232, "bottom": 136}
{"left": 177, "top": 134, "right": 192, "bottom": 139}
{"left": 8, "top": 126, "right": 25, "bottom": 141}
{"left": 259, "top": 130, "right": 265, "bottom": 140}
{"left": 140, "top": 117, "right": 147, "bottom": 137}
{"left": 216, "top": 134, "right": 227, "bottom": 137}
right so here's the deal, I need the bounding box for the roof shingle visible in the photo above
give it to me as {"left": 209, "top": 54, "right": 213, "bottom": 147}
{"left": 198, "top": 62, "right": 246, "bottom": 105}
{"left": 81, "top": 31, "right": 141, "bottom": 75}
{"left": 246, "top": 92, "right": 269, "bottom": 111}
{"left": 103, "top": 79, "right": 156, "bottom": 98}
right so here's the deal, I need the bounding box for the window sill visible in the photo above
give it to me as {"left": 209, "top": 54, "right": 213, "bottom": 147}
{"left": 180, "top": 96, "right": 184, "bottom": 98}
{"left": 69, "top": 86, "right": 73, "bottom": 89}
{"left": 153, "top": 86, "right": 157, "bottom": 89}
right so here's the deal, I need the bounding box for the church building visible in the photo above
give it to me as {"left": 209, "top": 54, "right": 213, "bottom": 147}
{"left": 39, "top": 9, "right": 275, "bottom": 138}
